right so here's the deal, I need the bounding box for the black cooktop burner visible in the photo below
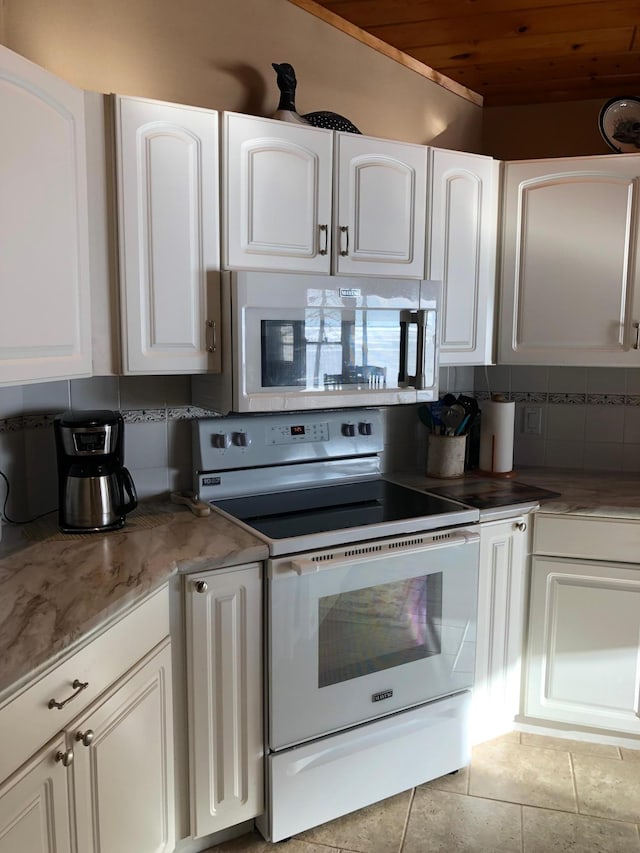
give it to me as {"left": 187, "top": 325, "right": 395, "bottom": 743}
{"left": 212, "top": 480, "right": 470, "bottom": 540}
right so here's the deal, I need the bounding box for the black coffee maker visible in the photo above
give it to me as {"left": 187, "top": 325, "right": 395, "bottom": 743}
{"left": 54, "top": 410, "right": 137, "bottom": 533}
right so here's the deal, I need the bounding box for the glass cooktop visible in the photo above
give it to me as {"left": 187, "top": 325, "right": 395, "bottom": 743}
{"left": 212, "top": 479, "right": 474, "bottom": 540}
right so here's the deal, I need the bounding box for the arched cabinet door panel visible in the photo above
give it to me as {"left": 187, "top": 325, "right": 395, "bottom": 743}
{"left": 428, "top": 148, "right": 498, "bottom": 366}
{"left": 115, "top": 95, "right": 221, "bottom": 374}
{"left": 0, "top": 45, "right": 91, "bottom": 385}
{"left": 499, "top": 155, "right": 640, "bottom": 366}
{"left": 335, "top": 133, "right": 427, "bottom": 278}
{"left": 223, "top": 112, "right": 333, "bottom": 273}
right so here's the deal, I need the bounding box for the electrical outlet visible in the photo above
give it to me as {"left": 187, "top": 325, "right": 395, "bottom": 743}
{"left": 523, "top": 406, "right": 542, "bottom": 436}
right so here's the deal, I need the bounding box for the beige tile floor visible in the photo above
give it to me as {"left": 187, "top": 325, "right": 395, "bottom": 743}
{"left": 207, "top": 732, "right": 640, "bottom": 853}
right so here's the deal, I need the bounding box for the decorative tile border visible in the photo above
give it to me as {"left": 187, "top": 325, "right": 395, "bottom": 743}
{"left": 2, "top": 393, "right": 639, "bottom": 434}
{"left": 470, "top": 391, "right": 638, "bottom": 406}
{"left": 0, "top": 405, "right": 221, "bottom": 434}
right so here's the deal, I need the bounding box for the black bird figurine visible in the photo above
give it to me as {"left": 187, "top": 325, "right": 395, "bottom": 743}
{"left": 271, "top": 62, "right": 361, "bottom": 134}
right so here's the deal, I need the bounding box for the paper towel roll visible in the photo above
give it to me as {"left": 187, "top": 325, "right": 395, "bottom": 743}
{"left": 479, "top": 399, "right": 515, "bottom": 474}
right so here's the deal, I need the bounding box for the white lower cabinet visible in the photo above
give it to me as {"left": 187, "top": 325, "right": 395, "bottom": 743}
{"left": 472, "top": 516, "right": 530, "bottom": 744}
{"left": 70, "top": 641, "right": 174, "bottom": 853}
{"left": 0, "top": 587, "right": 174, "bottom": 853}
{"left": 185, "top": 564, "right": 263, "bottom": 838}
{"left": 0, "top": 736, "right": 72, "bottom": 853}
{"left": 525, "top": 555, "right": 640, "bottom": 735}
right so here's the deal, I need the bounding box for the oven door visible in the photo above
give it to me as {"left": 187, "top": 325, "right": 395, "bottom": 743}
{"left": 267, "top": 529, "right": 479, "bottom": 751}
{"left": 231, "top": 271, "right": 439, "bottom": 411}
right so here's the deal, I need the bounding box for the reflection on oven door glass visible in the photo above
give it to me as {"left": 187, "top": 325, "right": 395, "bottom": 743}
{"left": 318, "top": 574, "right": 442, "bottom": 688}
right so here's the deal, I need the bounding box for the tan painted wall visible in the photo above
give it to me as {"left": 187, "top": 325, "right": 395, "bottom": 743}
{"left": 2, "top": 0, "right": 482, "bottom": 152}
{"left": 484, "top": 99, "right": 612, "bottom": 161}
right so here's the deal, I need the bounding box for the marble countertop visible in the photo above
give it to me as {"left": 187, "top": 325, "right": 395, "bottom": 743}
{"left": 0, "top": 500, "right": 268, "bottom": 701}
{"left": 3, "top": 466, "right": 640, "bottom": 703}
{"left": 396, "top": 467, "right": 640, "bottom": 520}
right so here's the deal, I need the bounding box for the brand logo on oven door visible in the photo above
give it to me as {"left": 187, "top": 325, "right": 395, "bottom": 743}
{"left": 339, "top": 287, "right": 361, "bottom": 298}
{"left": 372, "top": 689, "right": 393, "bottom": 703}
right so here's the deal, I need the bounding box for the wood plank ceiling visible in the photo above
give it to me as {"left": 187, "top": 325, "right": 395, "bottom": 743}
{"left": 292, "top": 0, "right": 640, "bottom": 107}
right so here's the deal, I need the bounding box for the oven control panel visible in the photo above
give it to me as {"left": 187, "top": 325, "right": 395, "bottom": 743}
{"left": 192, "top": 409, "right": 384, "bottom": 474}
{"left": 268, "top": 422, "right": 330, "bottom": 445}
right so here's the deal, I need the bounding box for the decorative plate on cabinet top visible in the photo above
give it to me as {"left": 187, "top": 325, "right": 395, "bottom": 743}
{"left": 598, "top": 96, "right": 640, "bottom": 153}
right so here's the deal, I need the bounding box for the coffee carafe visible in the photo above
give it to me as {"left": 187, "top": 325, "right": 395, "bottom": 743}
{"left": 54, "top": 410, "right": 137, "bottom": 533}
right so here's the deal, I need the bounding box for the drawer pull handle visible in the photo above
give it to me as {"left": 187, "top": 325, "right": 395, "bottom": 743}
{"left": 55, "top": 748, "right": 74, "bottom": 767}
{"left": 195, "top": 580, "right": 208, "bottom": 594}
{"left": 515, "top": 521, "right": 527, "bottom": 532}
{"left": 48, "top": 679, "right": 89, "bottom": 710}
{"left": 76, "top": 729, "right": 94, "bottom": 747}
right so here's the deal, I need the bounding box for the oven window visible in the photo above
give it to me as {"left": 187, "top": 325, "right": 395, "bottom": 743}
{"left": 318, "top": 573, "right": 442, "bottom": 688}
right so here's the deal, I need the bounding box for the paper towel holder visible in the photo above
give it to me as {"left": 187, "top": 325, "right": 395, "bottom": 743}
{"left": 477, "top": 394, "right": 517, "bottom": 478}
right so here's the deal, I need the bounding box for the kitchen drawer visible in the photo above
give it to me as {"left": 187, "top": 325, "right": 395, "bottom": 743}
{"left": 0, "top": 584, "right": 169, "bottom": 783}
{"left": 533, "top": 513, "right": 640, "bottom": 564}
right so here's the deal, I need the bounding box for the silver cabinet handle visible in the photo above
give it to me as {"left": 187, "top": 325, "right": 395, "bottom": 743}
{"left": 195, "top": 580, "right": 208, "bottom": 594}
{"left": 634, "top": 321, "right": 640, "bottom": 350}
{"left": 319, "top": 224, "right": 328, "bottom": 255}
{"left": 515, "top": 521, "right": 527, "bottom": 532}
{"left": 339, "top": 225, "right": 349, "bottom": 257}
{"left": 76, "top": 729, "right": 94, "bottom": 747}
{"left": 206, "top": 319, "right": 217, "bottom": 353}
{"left": 48, "top": 679, "right": 89, "bottom": 710}
{"left": 55, "top": 748, "right": 74, "bottom": 767}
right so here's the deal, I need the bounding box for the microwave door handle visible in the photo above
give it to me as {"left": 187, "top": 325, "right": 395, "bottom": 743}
{"left": 415, "top": 309, "right": 429, "bottom": 390}
{"left": 415, "top": 308, "right": 437, "bottom": 391}
{"left": 398, "top": 310, "right": 411, "bottom": 387}
{"left": 399, "top": 309, "right": 436, "bottom": 390}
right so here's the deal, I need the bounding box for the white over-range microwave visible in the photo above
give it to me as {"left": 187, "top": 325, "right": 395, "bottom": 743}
{"left": 191, "top": 271, "right": 441, "bottom": 413}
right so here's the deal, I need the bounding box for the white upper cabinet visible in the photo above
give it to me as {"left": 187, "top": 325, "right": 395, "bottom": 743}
{"left": 428, "top": 149, "right": 498, "bottom": 365}
{"left": 499, "top": 155, "right": 640, "bottom": 366}
{"left": 223, "top": 112, "right": 333, "bottom": 273}
{"left": 223, "top": 113, "right": 427, "bottom": 278}
{"left": 0, "top": 45, "right": 92, "bottom": 385}
{"left": 115, "top": 95, "right": 221, "bottom": 374}
{"left": 334, "top": 133, "right": 427, "bottom": 278}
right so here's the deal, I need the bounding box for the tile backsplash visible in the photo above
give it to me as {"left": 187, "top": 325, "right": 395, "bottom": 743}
{"left": 0, "top": 376, "right": 206, "bottom": 521}
{"left": 475, "top": 365, "right": 640, "bottom": 472}
{"left": 2, "top": 363, "right": 637, "bottom": 522}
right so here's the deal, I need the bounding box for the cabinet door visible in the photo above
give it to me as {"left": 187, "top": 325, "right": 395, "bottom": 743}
{"left": 473, "top": 517, "right": 529, "bottom": 744}
{"left": 115, "top": 95, "right": 221, "bottom": 374}
{"left": 185, "top": 565, "right": 263, "bottom": 838}
{"left": 223, "top": 112, "right": 333, "bottom": 272}
{"left": 0, "top": 45, "right": 91, "bottom": 385}
{"left": 525, "top": 556, "right": 640, "bottom": 735}
{"left": 70, "top": 640, "right": 175, "bottom": 853}
{"left": 429, "top": 149, "right": 498, "bottom": 365}
{"left": 499, "top": 155, "right": 640, "bottom": 366}
{"left": 335, "top": 133, "right": 427, "bottom": 278}
{"left": 0, "top": 736, "right": 72, "bottom": 853}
